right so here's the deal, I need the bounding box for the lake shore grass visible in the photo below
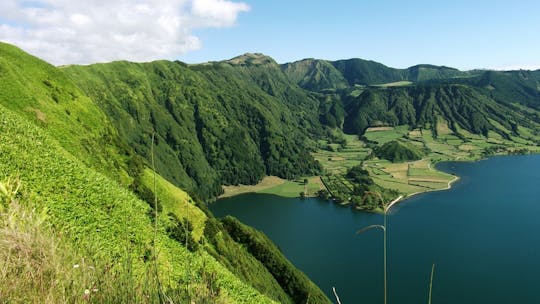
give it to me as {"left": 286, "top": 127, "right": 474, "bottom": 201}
{"left": 220, "top": 176, "right": 325, "bottom": 199}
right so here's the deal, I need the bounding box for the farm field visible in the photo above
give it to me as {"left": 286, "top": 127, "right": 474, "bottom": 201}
{"left": 312, "top": 125, "right": 540, "bottom": 199}
{"left": 221, "top": 176, "right": 324, "bottom": 198}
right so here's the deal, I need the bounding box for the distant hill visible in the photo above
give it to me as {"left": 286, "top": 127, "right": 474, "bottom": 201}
{"left": 282, "top": 58, "right": 480, "bottom": 90}
{"left": 375, "top": 140, "right": 425, "bottom": 162}
{"left": 280, "top": 57, "right": 539, "bottom": 139}
{"left": 341, "top": 84, "right": 539, "bottom": 137}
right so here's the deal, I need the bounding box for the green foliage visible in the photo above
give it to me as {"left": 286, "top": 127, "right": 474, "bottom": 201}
{"left": 375, "top": 140, "right": 425, "bottom": 162}
{"left": 0, "top": 104, "right": 276, "bottom": 303}
{"left": 281, "top": 58, "right": 349, "bottom": 91}
{"left": 64, "top": 58, "right": 322, "bottom": 200}
{"left": 346, "top": 165, "right": 374, "bottom": 185}
{"left": 222, "top": 216, "right": 332, "bottom": 304}
{"left": 317, "top": 189, "right": 331, "bottom": 200}
{"left": 284, "top": 58, "right": 479, "bottom": 91}
{"left": 167, "top": 213, "right": 199, "bottom": 252}
{"left": 203, "top": 217, "right": 293, "bottom": 303}
{"left": 0, "top": 42, "right": 135, "bottom": 187}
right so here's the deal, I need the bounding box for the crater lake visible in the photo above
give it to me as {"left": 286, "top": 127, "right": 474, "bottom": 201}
{"left": 210, "top": 155, "right": 540, "bottom": 303}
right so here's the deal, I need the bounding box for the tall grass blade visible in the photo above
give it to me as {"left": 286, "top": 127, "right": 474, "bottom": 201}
{"left": 332, "top": 286, "right": 342, "bottom": 304}
{"left": 356, "top": 225, "right": 385, "bottom": 234}
{"left": 428, "top": 263, "right": 435, "bottom": 304}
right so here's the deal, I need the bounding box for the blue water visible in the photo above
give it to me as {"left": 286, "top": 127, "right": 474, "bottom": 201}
{"left": 210, "top": 155, "right": 540, "bottom": 303}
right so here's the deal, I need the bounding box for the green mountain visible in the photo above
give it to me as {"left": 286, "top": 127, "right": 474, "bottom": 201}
{"left": 0, "top": 42, "right": 331, "bottom": 303}
{"left": 341, "top": 84, "right": 539, "bottom": 137}
{"left": 406, "top": 64, "right": 465, "bottom": 82}
{"left": 282, "top": 57, "right": 539, "bottom": 140}
{"left": 462, "top": 70, "right": 540, "bottom": 109}
{"left": 64, "top": 55, "right": 322, "bottom": 200}
{"left": 281, "top": 58, "right": 349, "bottom": 92}
{"left": 282, "top": 58, "right": 478, "bottom": 90}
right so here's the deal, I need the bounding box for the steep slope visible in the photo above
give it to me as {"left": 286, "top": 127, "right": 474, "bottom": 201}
{"left": 466, "top": 70, "right": 540, "bottom": 109}
{"left": 0, "top": 103, "right": 276, "bottom": 303}
{"left": 0, "top": 42, "right": 332, "bottom": 304}
{"left": 0, "top": 42, "right": 133, "bottom": 185}
{"left": 64, "top": 57, "right": 322, "bottom": 200}
{"left": 342, "top": 84, "right": 540, "bottom": 137}
{"left": 281, "top": 58, "right": 349, "bottom": 91}
{"left": 330, "top": 58, "right": 406, "bottom": 86}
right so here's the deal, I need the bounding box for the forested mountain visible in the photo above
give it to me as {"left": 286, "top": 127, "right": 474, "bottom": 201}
{"left": 341, "top": 84, "right": 539, "bottom": 136}
{"left": 282, "top": 58, "right": 479, "bottom": 90}
{"left": 283, "top": 58, "right": 540, "bottom": 137}
{"left": 64, "top": 53, "right": 322, "bottom": 200}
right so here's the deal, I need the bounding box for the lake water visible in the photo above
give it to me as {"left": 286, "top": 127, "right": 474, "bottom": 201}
{"left": 210, "top": 155, "right": 540, "bottom": 304}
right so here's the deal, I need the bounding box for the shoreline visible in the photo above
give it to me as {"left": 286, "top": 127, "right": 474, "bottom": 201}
{"left": 218, "top": 153, "right": 535, "bottom": 205}
{"left": 219, "top": 176, "right": 324, "bottom": 199}
{"left": 390, "top": 173, "right": 460, "bottom": 210}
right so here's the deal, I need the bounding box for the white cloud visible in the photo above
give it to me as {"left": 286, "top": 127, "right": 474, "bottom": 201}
{"left": 0, "top": 0, "right": 250, "bottom": 65}
{"left": 191, "top": 0, "right": 250, "bottom": 27}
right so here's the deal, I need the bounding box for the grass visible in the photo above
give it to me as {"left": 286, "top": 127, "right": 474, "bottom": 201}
{"left": 0, "top": 42, "right": 132, "bottom": 187}
{"left": 372, "top": 81, "right": 413, "bottom": 87}
{"left": 315, "top": 122, "right": 539, "bottom": 200}
{"left": 220, "top": 176, "right": 286, "bottom": 198}
{"left": 220, "top": 175, "right": 324, "bottom": 198}
{"left": 364, "top": 125, "right": 410, "bottom": 144}
{"left": 140, "top": 168, "right": 207, "bottom": 241}
{"left": 258, "top": 177, "right": 324, "bottom": 197}
{"left": 0, "top": 104, "right": 276, "bottom": 303}
{"left": 313, "top": 133, "right": 369, "bottom": 174}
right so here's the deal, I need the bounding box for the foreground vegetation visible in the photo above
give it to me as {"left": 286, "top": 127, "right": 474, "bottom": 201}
{"left": 0, "top": 43, "right": 330, "bottom": 303}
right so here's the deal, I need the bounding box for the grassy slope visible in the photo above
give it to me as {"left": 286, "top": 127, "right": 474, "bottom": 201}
{"left": 0, "top": 104, "right": 275, "bottom": 303}
{"left": 0, "top": 42, "right": 332, "bottom": 303}
{"left": 0, "top": 42, "right": 133, "bottom": 186}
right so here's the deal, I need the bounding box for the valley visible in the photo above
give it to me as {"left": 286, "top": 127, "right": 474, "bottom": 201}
{"left": 1, "top": 40, "right": 539, "bottom": 303}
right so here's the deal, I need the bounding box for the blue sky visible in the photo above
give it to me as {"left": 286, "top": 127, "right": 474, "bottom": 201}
{"left": 180, "top": 0, "right": 540, "bottom": 70}
{"left": 1, "top": 0, "right": 539, "bottom": 69}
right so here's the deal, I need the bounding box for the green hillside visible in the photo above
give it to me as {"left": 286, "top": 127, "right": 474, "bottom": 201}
{"left": 0, "top": 42, "right": 331, "bottom": 303}
{"left": 342, "top": 84, "right": 540, "bottom": 137}
{"left": 281, "top": 58, "right": 349, "bottom": 92}
{"left": 374, "top": 140, "right": 425, "bottom": 162}
{"left": 0, "top": 42, "right": 133, "bottom": 186}
{"left": 282, "top": 58, "right": 479, "bottom": 90}
{"left": 64, "top": 55, "right": 322, "bottom": 200}
{"left": 406, "top": 64, "right": 465, "bottom": 82}
{"left": 0, "top": 103, "right": 276, "bottom": 303}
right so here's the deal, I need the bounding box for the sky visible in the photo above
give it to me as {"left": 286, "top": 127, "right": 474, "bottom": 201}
{"left": 0, "top": 0, "right": 539, "bottom": 70}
